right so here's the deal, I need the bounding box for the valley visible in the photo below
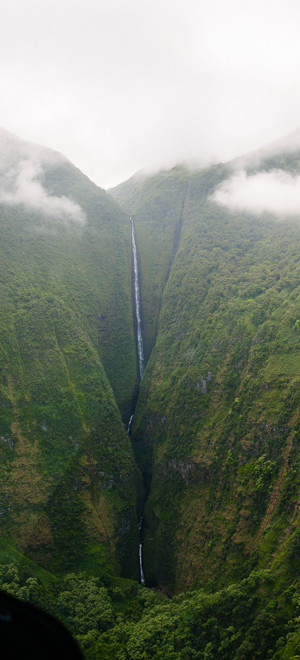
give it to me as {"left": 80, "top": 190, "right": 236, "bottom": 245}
{"left": 113, "top": 161, "right": 300, "bottom": 594}
{"left": 0, "top": 129, "right": 299, "bottom": 657}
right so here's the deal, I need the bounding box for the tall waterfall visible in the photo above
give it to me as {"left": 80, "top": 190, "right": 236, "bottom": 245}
{"left": 130, "top": 218, "right": 146, "bottom": 585}
{"left": 131, "top": 217, "right": 145, "bottom": 379}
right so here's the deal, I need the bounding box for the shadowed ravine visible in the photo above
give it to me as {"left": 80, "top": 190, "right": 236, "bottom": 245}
{"left": 128, "top": 205, "right": 189, "bottom": 587}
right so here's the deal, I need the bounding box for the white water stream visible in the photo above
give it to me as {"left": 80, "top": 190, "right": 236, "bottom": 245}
{"left": 131, "top": 218, "right": 145, "bottom": 380}
{"left": 139, "top": 543, "right": 145, "bottom": 585}
{"left": 127, "top": 414, "right": 134, "bottom": 434}
{"left": 129, "top": 218, "right": 146, "bottom": 584}
{"left": 138, "top": 517, "right": 145, "bottom": 585}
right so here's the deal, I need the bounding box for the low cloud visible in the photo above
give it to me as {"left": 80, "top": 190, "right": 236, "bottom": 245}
{"left": 213, "top": 169, "right": 300, "bottom": 217}
{"left": 0, "top": 129, "right": 86, "bottom": 223}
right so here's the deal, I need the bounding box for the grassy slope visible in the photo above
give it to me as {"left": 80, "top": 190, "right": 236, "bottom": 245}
{"left": 0, "top": 157, "right": 140, "bottom": 578}
{"left": 113, "top": 162, "right": 300, "bottom": 595}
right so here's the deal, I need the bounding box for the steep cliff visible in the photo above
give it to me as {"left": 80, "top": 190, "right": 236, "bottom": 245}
{"left": 0, "top": 129, "right": 299, "bottom": 657}
{"left": 112, "top": 154, "right": 300, "bottom": 593}
{"left": 0, "top": 129, "right": 140, "bottom": 577}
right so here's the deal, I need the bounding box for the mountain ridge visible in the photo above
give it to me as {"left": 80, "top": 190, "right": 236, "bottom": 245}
{"left": 0, "top": 128, "right": 141, "bottom": 579}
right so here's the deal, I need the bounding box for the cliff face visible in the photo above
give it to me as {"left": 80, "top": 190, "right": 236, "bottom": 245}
{"left": 1, "top": 128, "right": 299, "bottom": 600}
{"left": 0, "top": 130, "right": 140, "bottom": 577}
{"left": 111, "top": 157, "right": 300, "bottom": 593}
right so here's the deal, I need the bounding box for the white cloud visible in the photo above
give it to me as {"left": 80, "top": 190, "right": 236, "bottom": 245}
{"left": 0, "top": 130, "right": 86, "bottom": 223}
{"left": 213, "top": 169, "right": 300, "bottom": 217}
{"left": 1, "top": 1, "right": 300, "bottom": 186}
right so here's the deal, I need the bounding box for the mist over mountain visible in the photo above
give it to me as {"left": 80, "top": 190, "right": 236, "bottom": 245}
{"left": 0, "top": 128, "right": 299, "bottom": 658}
{"left": 0, "top": 128, "right": 86, "bottom": 222}
{"left": 0, "top": 128, "right": 141, "bottom": 586}
{"left": 210, "top": 128, "right": 300, "bottom": 217}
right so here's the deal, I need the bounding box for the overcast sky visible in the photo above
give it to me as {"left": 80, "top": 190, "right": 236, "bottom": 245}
{"left": 1, "top": 0, "right": 300, "bottom": 188}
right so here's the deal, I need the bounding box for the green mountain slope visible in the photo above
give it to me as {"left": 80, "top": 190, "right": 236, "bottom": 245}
{"left": 0, "top": 129, "right": 299, "bottom": 657}
{"left": 112, "top": 158, "right": 300, "bottom": 594}
{"left": 0, "top": 129, "right": 140, "bottom": 577}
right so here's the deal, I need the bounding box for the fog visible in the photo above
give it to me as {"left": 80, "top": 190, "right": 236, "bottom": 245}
{"left": 0, "top": 129, "right": 86, "bottom": 223}
{"left": 1, "top": 0, "right": 300, "bottom": 187}
{"left": 213, "top": 169, "right": 300, "bottom": 217}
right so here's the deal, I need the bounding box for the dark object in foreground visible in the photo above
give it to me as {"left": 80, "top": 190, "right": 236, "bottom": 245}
{"left": 0, "top": 590, "right": 83, "bottom": 659}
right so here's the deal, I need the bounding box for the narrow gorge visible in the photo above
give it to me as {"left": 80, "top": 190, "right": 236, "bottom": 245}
{"left": 0, "top": 129, "right": 299, "bottom": 658}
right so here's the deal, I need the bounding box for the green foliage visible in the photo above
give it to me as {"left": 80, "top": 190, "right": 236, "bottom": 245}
{"left": 87, "top": 570, "right": 299, "bottom": 659}
{"left": 56, "top": 573, "right": 114, "bottom": 638}
{"left": 0, "top": 559, "right": 298, "bottom": 659}
{"left": 0, "top": 149, "right": 140, "bottom": 575}
{"left": 115, "top": 163, "right": 300, "bottom": 593}
{"left": 1, "top": 135, "right": 300, "bottom": 658}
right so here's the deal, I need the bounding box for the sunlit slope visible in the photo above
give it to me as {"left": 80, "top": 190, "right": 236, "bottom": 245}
{"left": 0, "top": 136, "right": 139, "bottom": 576}
{"left": 128, "top": 164, "right": 300, "bottom": 592}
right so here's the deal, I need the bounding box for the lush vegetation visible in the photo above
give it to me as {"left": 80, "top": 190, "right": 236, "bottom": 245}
{"left": 1, "top": 558, "right": 299, "bottom": 658}
{"left": 0, "top": 141, "right": 140, "bottom": 578}
{"left": 111, "top": 155, "right": 300, "bottom": 655}
{"left": 0, "top": 131, "right": 299, "bottom": 657}
{"left": 115, "top": 164, "right": 300, "bottom": 595}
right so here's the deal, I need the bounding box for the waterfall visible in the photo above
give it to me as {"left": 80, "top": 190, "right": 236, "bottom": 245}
{"left": 130, "top": 218, "right": 146, "bottom": 584}
{"left": 138, "top": 517, "right": 145, "bottom": 585}
{"left": 139, "top": 543, "right": 145, "bottom": 585}
{"left": 131, "top": 218, "right": 145, "bottom": 380}
{"left": 127, "top": 414, "right": 134, "bottom": 434}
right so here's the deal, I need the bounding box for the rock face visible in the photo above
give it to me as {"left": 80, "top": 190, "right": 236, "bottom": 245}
{"left": 0, "top": 129, "right": 140, "bottom": 577}
{"left": 111, "top": 156, "right": 300, "bottom": 593}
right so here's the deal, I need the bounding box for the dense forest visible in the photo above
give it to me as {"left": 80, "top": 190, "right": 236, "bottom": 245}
{"left": 0, "top": 129, "right": 299, "bottom": 657}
